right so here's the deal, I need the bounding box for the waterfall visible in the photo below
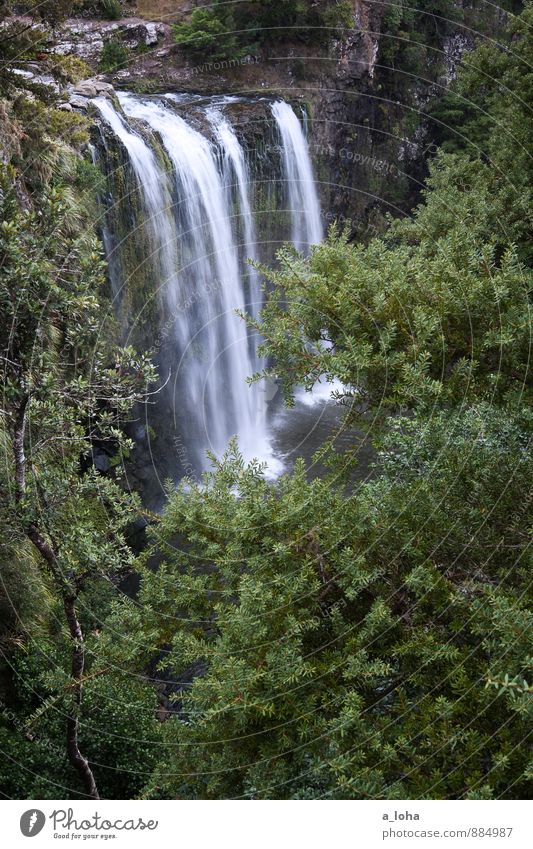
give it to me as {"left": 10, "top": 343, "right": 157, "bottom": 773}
{"left": 207, "top": 108, "right": 260, "bottom": 318}
{"left": 206, "top": 105, "right": 263, "bottom": 384}
{"left": 94, "top": 93, "right": 321, "bottom": 479}
{"left": 271, "top": 100, "right": 323, "bottom": 252}
{"left": 93, "top": 97, "right": 177, "bottom": 293}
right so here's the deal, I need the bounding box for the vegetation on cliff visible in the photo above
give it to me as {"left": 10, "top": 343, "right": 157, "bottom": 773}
{"left": 125, "top": 5, "right": 531, "bottom": 800}
{"left": 173, "top": 0, "right": 354, "bottom": 60}
{"left": 0, "top": 10, "right": 157, "bottom": 798}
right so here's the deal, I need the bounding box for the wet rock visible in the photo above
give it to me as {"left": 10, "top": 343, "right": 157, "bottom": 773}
{"left": 72, "top": 80, "right": 98, "bottom": 97}
{"left": 93, "top": 450, "right": 110, "bottom": 472}
{"left": 94, "top": 80, "right": 115, "bottom": 95}
{"left": 145, "top": 22, "right": 165, "bottom": 46}
{"left": 12, "top": 68, "right": 33, "bottom": 80}
{"left": 70, "top": 78, "right": 115, "bottom": 101}
{"left": 13, "top": 68, "right": 60, "bottom": 92}
{"left": 69, "top": 94, "right": 90, "bottom": 110}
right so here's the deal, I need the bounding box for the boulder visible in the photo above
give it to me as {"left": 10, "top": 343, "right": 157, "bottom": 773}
{"left": 71, "top": 78, "right": 114, "bottom": 98}
{"left": 69, "top": 94, "right": 90, "bottom": 110}
{"left": 93, "top": 80, "right": 115, "bottom": 95}
{"left": 72, "top": 80, "right": 98, "bottom": 98}
{"left": 52, "top": 41, "right": 75, "bottom": 56}
{"left": 145, "top": 22, "right": 165, "bottom": 46}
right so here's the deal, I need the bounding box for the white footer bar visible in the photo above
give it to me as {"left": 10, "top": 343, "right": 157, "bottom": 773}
{"left": 3, "top": 800, "right": 529, "bottom": 849}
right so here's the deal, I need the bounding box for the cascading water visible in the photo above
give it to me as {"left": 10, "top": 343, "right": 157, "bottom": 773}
{"left": 94, "top": 92, "right": 322, "bottom": 480}
{"left": 207, "top": 107, "right": 261, "bottom": 320}
{"left": 119, "top": 92, "right": 264, "bottom": 464}
{"left": 271, "top": 101, "right": 323, "bottom": 252}
{"left": 93, "top": 97, "right": 177, "bottom": 294}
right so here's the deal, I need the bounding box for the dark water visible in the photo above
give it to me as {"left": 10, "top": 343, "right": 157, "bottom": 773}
{"left": 269, "top": 383, "right": 376, "bottom": 486}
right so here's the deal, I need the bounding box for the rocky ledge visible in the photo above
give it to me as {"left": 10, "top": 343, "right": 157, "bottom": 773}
{"left": 66, "top": 77, "right": 115, "bottom": 111}
{"left": 52, "top": 18, "right": 169, "bottom": 62}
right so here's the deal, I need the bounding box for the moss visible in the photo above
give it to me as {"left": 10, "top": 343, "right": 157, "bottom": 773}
{"left": 46, "top": 54, "right": 92, "bottom": 85}
{"left": 131, "top": 78, "right": 162, "bottom": 96}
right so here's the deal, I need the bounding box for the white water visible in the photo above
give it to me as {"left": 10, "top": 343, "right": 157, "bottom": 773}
{"left": 271, "top": 100, "right": 323, "bottom": 252}
{"left": 96, "top": 93, "right": 322, "bottom": 478}
{"left": 207, "top": 107, "right": 261, "bottom": 320}
{"left": 93, "top": 97, "right": 177, "bottom": 293}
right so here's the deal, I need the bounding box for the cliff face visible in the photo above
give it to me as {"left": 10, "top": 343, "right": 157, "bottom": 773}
{"left": 303, "top": 1, "right": 480, "bottom": 234}
{"left": 34, "top": 0, "right": 481, "bottom": 234}
{"left": 5, "top": 1, "right": 501, "bottom": 234}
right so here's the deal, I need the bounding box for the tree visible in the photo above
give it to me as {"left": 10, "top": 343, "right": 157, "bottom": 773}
{"left": 248, "top": 153, "right": 530, "bottom": 419}
{"left": 173, "top": 7, "right": 239, "bottom": 61}
{"left": 110, "top": 404, "right": 531, "bottom": 799}
{"left": 244, "top": 7, "right": 532, "bottom": 422}
{"left": 0, "top": 177, "right": 155, "bottom": 798}
{"left": 173, "top": 0, "right": 354, "bottom": 61}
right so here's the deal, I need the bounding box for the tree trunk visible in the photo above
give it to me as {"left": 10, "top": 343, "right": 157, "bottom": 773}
{"left": 63, "top": 593, "right": 100, "bottom": 800}
{"left": 13, "top": 396, "right": 100, "bottom": 800}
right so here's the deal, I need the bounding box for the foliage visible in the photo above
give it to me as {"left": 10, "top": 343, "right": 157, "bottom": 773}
{"left": 0, "top": 166, "right": 157, "bottom": 793}
{"left": 0, "top": 537, "right": 54, "bottom": 653}
{"left": 0, "top": 14, "right": 156, "bottom": 794}
{"left": 112, "top": 403, "right": 532, "bottom": 799}
{"left": 0, "top": 0, "right": 531, "bottom": 804}
{"left": 173, "top": 0, "right": 355, "bottom": 60}
{"left": 0, "top": 637, "right": 161, "bottom": 799}
{"left": 0, "top": 0, "right": 80, "bottom": 27}
{"left": 248, "top": 155, "right": 530, "bottom": 417}
{"left": 427, "top": 3, "right": 533, "bottom": 191}
{"left": 173, "top": 7, "right": 239, "bottom": 61}
{"left": 99, "top": 40, "right": 129, "bottom": 73}
{"left": 378, "top": 0, "right": 463, "bottom": 79}
{"left": 46, "top": 55, "right": 93, "bottom": 85}
{"left": 99, "top": 0, "right": 122, "bottom": 20}
{"left": 103, "top": 5, "right": 532, "bottom": 801}
{"left": 249, "top": 7, "right": 532, "bottom": 415}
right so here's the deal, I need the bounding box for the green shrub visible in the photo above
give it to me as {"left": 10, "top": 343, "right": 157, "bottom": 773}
{"left": 173, "top": 0, "right": 356, "bottom": 61}
{"left": 173, "top": 8, "right": 238, "bottom": 60}
{"left": 100, "top": 0, "right": 122, "bottom": 20}
{"left": 47, "top": 54, "right": 92, "bottom": 84}
{"left": 99, "top": 39, "right": 129, "bottom": 73}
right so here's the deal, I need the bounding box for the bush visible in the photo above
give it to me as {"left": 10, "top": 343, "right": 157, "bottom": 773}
{"left": 173, "top": 0, "right": 356, "bottom": 61}
{"left": 99, "top": 40, "right": 129, "bottom": 73}
{"left": 100, "top": 0, "right": 122, "bottom": 20}
{"left": 173, "top": 8, "right": 238, "bottom": 60}
{"left": 47, "top": 54, "right": 92, "bottom": 84}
